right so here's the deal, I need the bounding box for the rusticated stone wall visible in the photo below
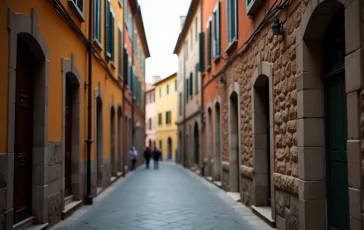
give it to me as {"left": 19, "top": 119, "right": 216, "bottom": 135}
{"left": 48, "top": 142, "right": 63, "bottom": 226}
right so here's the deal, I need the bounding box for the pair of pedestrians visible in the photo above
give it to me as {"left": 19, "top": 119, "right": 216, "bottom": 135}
{"left": 143, "top": 147, "right": 161, "bottom": 170}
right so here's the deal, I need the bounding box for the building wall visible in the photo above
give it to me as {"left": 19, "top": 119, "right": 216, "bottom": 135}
{"left": 155, "top": 74, "right": 178, "bottom": 160}
{"left": 146, "top": 89, "right": 156, "bottom": 148}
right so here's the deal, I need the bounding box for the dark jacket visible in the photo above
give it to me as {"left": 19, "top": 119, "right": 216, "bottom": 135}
{"left": 143, "top": 149, "right": 151, "bottom": 160}
{"left": 153, "top": 149, "right": 161, "bottom": 161}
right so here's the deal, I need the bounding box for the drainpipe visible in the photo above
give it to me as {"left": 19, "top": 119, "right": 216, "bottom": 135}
{"left": 85, "top": 0, "right": 94, "bottom": 205}
{"left": 122, "top": 20, "right": 126, "bottom": 177}
{"left": 182, "top": 40, "right": 187, "bottom": 168}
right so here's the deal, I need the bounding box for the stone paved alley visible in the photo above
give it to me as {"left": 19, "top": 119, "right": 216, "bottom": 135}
{"left": 51, "top": 163, "right": 273, "bottom": 230}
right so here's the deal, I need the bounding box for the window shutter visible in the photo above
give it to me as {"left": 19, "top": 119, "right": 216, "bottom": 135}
{"left": 130, "top": 66, "right": 134, "bottom": 94}
{"left": 189, "top": 73, "right": 193, "bottom": 96}
{"left": 199, "top": 32, "right": 205, "bottom": 72}
{"left": 186, "top": 79, "right": 189, "bottom": 100}
{"left": 227, "top": 0, "right": 231, "bottom": 43}
{"left": 94, "top": 0, "right": 101, "bottom": 41}
{"left": 195, "top": 64, "right": 198, "bottom": 93}
{"left": 105, "top": 0, "right": 111, "bottom": 58}
{"left": 233, "top": 0, "right": 237, "bottom": 40}
{"left": 207, "top": 23, "right": 211, "bottom": 67}
{"left": 110, "top": 14, "right": 115, "bottom": 61}
{"left": 124, "top": 49, "right": 128, "bottom": 85}
{"left": 214, "top": 2, "right": 221, "bottom": 57}
{"left": 118, "top": 28, "right": 122, "bottom": 77}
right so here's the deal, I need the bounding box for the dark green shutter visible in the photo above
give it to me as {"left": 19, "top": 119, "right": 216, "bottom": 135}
{"left": 214, "top": 2, "right": 220, "bottom": 57}
{"left": 124, "top": 49, "right": 128, "bottom": 85}
{"left": 94, "top": 0, "right": 101, "bottom": 42}
{"left": 195, "top": 64, "right": 198, "bottom": 92}
{"left": 191, "top": 73, "right": 193, "bottom": 96}
{"left": 186, "top": 79, "right": 189, "bottom": 100}
{"left": 199, "top": 32, "right": 205, "bottom": 72}
{"left": 105, "top": 0, "right": 110, "bottom": 58}
{"left": 208, "top": 22, "right": 211, "bottom": 65}
{"left": 110, "top": 14, "right": 115, "bottom": 61}
{"left": 130, "top": 66, "right": 134, "bottom": 94}
{"left": 118, "top": 28, "right": 122, "bottom": 77}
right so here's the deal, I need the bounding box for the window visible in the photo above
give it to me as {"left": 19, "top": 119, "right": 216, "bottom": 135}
{"left": 94, "top": 0, "right": 101, "bottom": 43}
{"left": 186, "top": 79, "right": 189, "bottom": 101}
{"left": 159, "top": 88, "right": 162, "bottom": 98}
{"left": 195, "top": 64, "right": 199, "bottom": 93}
{"left": 149, "top": 118, "right": 152, "bottom": 130}
{"left": 118, "top": 25, "right": 122, "bottom": 78}
{"left": 179, "top": 93, "right": 182, "bottom": 115}
{"left": 158, "top": 113, "right": 162, "bottom": 126}
{"left": 175, "top": 80, "right": 177, "bottom": 92}
{"left": 207, "top": 20, "right": 211, "bottom": 67}
{"left": 166, "top": 111, "right": 171, "bottom": 125}
{"left": 105, "top": 0, "right": 114, "bottom": 60}
{"left": 190, "top": 74, "right": 193, "bottom": 96}
{"left": 166, "top": 84, "right": 169, "bottom": 95}
{"left": 71, "top": 0, "right": 84, "bottom": 15}
{"left": 199, "top": 32, "right": 205, "bottom": 72}
{"left": 227, "top": 0, "right": 238, "bottom": 44}
{"left": 159, "top": 140, "right": 162, "bottom": 150}
{"left": 213, "top": 2, "right": 221, "bottom": 58}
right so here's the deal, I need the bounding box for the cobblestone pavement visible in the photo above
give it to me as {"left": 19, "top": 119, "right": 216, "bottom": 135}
{"left": 51, "top": 162, "right": 274, "bottom": 230}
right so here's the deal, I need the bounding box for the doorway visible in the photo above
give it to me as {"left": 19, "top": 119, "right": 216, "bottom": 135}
{"left": 96, "top": 97, "right": 103, "bottom": 188}
{"left": 207, "top": 108, "right": 212, "bottom": 176}
{"left": 229, "top": 91, "right": 240, "bottom": 192}
{"left": 13, "top": 37, "right": 35, "bottom": 224}
{"left": 214, "top": 102, "right": 221, "bottom": 181}
{"left": 194, "top": 123, "right": 199, "bottom": 165}
{"left": 110, "top": 106, "right": 116, "bottom": 177}
{"left": 167, "top": 137, "right": 172, "bottom": 160}
{"left": 65, "top": 78, "right": 72, "bottom": 197}
{"left": 117, "top": 107, "right": 122, "bottom": 172}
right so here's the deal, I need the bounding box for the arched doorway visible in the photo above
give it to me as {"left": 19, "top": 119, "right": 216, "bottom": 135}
{"left": 13, "top": 36, "right": 36, "bottom": 224}
{"left": 299, "top": 2, "right": 350, "bottom": 229}
{"left": 207, "top": 108, "right": 212, "bottom": 176}
{"left": 167, "top": 137, "right": 172, "bottom": 160}
{"left": 149, "top": 139, "right": 152, "bottom": 149}
{"left": 110, "top": 106, "right": 116, "bottom": 177}
{"left": 96, "top": 97, "right": 103, "bottom": 188}
{"left": 252, "top": 74, "right": 271, "bottom": 207}
{"left": 65, "top": 78, "right": 73, "bottom": 197}
{"left": 214, "top": 102, "right": 221, "bottom": 181}
{"left": 117, "top": 106, "right": 122, "bottom": 172}
{"left": 194, "top": 123, "right": 199, "bottom": 166}
{"left": 229, "top": 91, "right": 240, "bottom": 192}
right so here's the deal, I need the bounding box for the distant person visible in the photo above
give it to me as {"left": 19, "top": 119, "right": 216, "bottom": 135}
{"left": 129, "top": 147, "right": 138, "bottom": 170}
{"left": 143, "top": 147, "right": 152, "bottom": 169}
{"left": 153, "top": 148, "right": 161, "bottom": 170}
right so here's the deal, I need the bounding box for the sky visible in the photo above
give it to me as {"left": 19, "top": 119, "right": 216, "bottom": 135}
{"left": 138, "top": 0, "right": 192, "bottom": 83}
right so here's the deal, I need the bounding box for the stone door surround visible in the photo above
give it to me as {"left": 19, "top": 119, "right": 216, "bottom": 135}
{"left": 61, "top": 54, "right": 82, "bottom": 205}
{"left": 251, "top": 57, "right": 275, "bottom": 218}
{"left": 297, "top": 0, "right": 363, "bottom": 229}
{"left": 213, "top": 95, "right": 222, "bottom": 181}
{"left": 6, "top": 8, "right": 50, "bottom": 227}
{"left": 94, "top": 87, "right": 104, "bottom": 190}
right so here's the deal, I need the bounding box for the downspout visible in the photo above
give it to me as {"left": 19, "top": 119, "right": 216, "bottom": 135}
{"left": 122, "top": 6, "right": 126, "bottom": 177}
{"left": 85, "top": 0, "right": 94, "bottom": 205}
{"left": 182, "top": 40, "right": 187, "bottom": 168}
{"left": 199, "top": 0, "right": 205, "bottom": 176}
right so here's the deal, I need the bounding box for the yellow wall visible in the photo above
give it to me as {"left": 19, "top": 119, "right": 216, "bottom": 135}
{"left": 155, "top": 74, "right": 178, "bottom": 158}
{"left": 0, "top": 0, "right": 124, "bottom": 161}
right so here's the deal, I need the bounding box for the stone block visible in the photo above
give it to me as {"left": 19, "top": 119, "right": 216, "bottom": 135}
{"left": 4, "top": 209, "right": 13, "bottom": 230}
{"left": 254, "top": 186, "right": 268, "bottom": 206}
{"left": 297, "top": 89, "right": 324, "bottom": 119}
{"left": 0, "top": 188, "right": 5, "bottom": 213}
{"left": 345, "top": 0, "right": 361, "bottom": 54}
{"left": 48, "top": 193, "right": 61, "bottom": 226}
{"left": 345, "top": 49, "right": 363, "bottom": 93}
{"left": 0, "top": 154, "right": 7, "bottom": 189}
{"left": 254, "top": 150, "right": 268, "bottom": 174}
{"left": 299, "top": 199, "right": 326, "bottom": 230}
{"left": 33, "top": 185, "right": 48, "bottom": 223}
{"left": 298, "top": 147, "right": 325, "bottom": 181}
{"left": 349, "top": 187, "right": 361, "bottom": 220}
{"left": 276, "top": 215, "right": 286, "bottom": 230}
{"left": 296, "top": 72, "right": 323, "bottom": 91}
{"left": 347, "top": 140, "right": 361, "bottom": 188}
{"left": 350, "top": 217, "right": 362, "bottom": 230}
{"left": 253, "top": 134, "right": 267, "bottom": 151}
{"left": 297, "top": 118, "right": 324, "bottom": 147}
{"left": 346, "top": 92, "right": 360, "bottom": 139}
{"left": 254, "top": 174, "right": 268, "bottom": 187}
{"left": 298, "top": 180, "right": 325, "bottom": 200}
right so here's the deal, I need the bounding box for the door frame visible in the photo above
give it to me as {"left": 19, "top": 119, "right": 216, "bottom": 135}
{"left": 5, "top": 9, "right": 50, "bottom": 226}
{"left": 297, "top": 0, "right": 362, "bottom": 228}
{"left": 61, "top": 55, "right": 82, "bottom": 205}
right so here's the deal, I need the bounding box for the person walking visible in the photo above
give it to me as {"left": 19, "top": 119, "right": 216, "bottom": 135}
{"left": 153, "top": 148, "right": 161, "bottom": 170}
{"left": 129, "top": 147, "right": 138, "bottom": 170}
{"left": 143, "top": 147, "right": 152, "bottom": 169}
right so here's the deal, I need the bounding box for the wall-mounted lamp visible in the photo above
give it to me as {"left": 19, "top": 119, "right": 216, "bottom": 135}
{"left": 271, "top": 17, "right": 284, "bottom": 36}
{"left": 219, "top": 75, "right": 226, "bottom": 85}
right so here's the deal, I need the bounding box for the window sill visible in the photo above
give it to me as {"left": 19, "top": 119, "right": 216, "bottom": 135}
{"left": 213, "top": 55, "right": 221, "bottom": 63}
{"left": 118, "top": 74, "right": 123, "bottom": 81}
{"left": 206, "top": 65, "right": 211, "bottom": 72}
{"left": 68, "top": 0, "right": 85, "bottom": 22}
{"left": 93, "top": 40, "right": 103, "bottom": 51}
{"left": 118, "top": 0, "right": 123, "bottom": 8}
{"left": 225, "top": 39, "right": 238, "bottom": 54}
{"left": 110, "top": 61, "right": 116, "bottom": 69}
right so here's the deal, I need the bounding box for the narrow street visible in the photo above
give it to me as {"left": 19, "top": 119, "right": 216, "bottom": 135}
{"left": 51, "top": 163, "right": 272, "bottom": 230}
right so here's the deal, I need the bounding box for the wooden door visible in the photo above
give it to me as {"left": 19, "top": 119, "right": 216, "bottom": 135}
{"left": 65, "top": 79, "right": 72, "bottom": 197}
{"left": 14, "top": 39, "right": 34, "bottom": 224}
{"left": 325, "top": 73, "right": 349, "bottom": 230}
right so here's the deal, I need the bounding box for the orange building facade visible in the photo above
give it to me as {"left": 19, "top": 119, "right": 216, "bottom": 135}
{"left": 0, "top": 0, "right": 148, "bottom": 228}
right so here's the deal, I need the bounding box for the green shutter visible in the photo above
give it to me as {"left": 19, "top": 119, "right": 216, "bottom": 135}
{"left": 124, "top": 49, "right": 128, "bottom": 85}
{"left": 105, "top": 0, "right": 110, "bottom": 58}
{"left": 94, "top": 0, "right": 101, "bottom": 42}
{"left": 213, "top": 2, "right": 220, "bottom": 57}
{"left": 130, "top": 66, "right": 134, "bottom": 94}
{"left": 199, "top": 32, "right": 205, "bottom": 72}
{"left": 195, "top": 64, "right": 198, "bottom": 92}
{"left": 189, "top": 73, "right": 193, "bottom": 96}
{"left": 186, "top": 79, "right": 189, "bottom": 100}
{"left": 207, "top": 22, "right": 211, "bottom": 67}
{"left": 118, "top": 28, "right": 122, "bottom": 77}
{"left": 110, "top": 14, "right": 115, "bottom": 61}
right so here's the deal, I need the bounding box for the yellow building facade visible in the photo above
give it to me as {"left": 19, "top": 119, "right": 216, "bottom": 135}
{"left": 0, "top": 0, "right": 148, "bottom": 229}
{"left": 155, "top": 73, "right": 178, "bottom": 160}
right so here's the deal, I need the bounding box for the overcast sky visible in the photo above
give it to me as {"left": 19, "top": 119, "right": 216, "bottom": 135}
{"left": 138, "top": 0, "right": 191, "bottom": 83}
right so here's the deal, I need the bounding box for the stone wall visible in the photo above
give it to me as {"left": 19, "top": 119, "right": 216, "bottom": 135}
{"left": 0, "top": 153, "right": 8, "bottom": 230}
{"left": 48, "top": 142, "right": 63, "bottom": 226}
{"left": 275, "top": 189, "right": 299, "bottom": 230}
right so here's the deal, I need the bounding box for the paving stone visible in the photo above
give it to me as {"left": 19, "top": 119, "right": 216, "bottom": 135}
{"left": 50, "top": 163, "right": 272, "bottom": 230}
